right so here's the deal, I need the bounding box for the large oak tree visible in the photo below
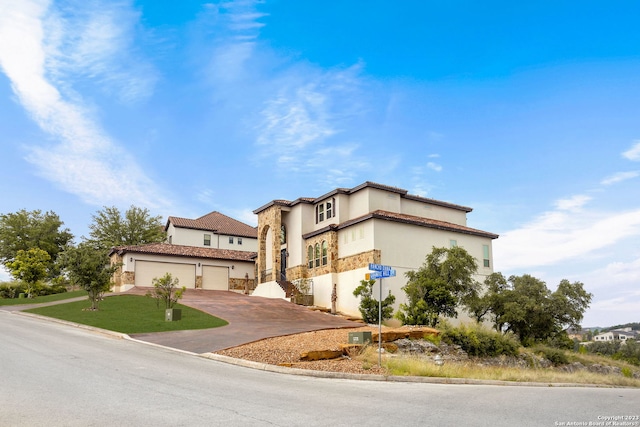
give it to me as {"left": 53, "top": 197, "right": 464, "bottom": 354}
{"left": 0, "top": 209, "right": 73, "bottom": 278}
{"left": 87, "top": 206, "right": 165, "bottom": 250}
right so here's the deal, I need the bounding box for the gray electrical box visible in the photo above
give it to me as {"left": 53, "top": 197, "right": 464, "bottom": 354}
{"left": 348, "top": 331, "right": 372, "bottom": 344}
{"left": 165, "top": 308, "right": 182, "bottom": 321}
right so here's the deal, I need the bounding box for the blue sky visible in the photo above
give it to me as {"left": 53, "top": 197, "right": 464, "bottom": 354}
{"left": 1, "top": 0, "right": 639, "bottom": 327}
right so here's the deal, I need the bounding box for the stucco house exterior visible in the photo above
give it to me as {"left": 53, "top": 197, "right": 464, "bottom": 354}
{"left": 165, "top": 211, "right": 258, "bottom": 252}
{"left": 593, "top": 328, "right": 639, "bottom": 342}
{"left": 110, "top": 211, "right": 257, "bottom": 292}
{"left": 251, "top": 181, "right": 498, "bottom": 318}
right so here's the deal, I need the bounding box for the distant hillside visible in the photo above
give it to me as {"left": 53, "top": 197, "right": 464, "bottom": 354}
{"left": 601, "top": 322, "right": 640, "bottom": 332}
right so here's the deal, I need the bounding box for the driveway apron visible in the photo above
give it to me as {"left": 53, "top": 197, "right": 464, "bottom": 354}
{"left": 127, "top": 289, "right": 362, "bottom": 353}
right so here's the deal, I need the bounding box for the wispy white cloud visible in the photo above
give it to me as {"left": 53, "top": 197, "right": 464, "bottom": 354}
{"left": 426, "top": 162, "right": 442, "bottom": 172}
{"left": 257, "top": 83, "right": 337, "bottom": 152}
{"left": 601, "top": 171, "right": 640, "bottom": 186}
{"left": 45, "top": 0, "right": 157, "bottom": 103}
{"left": 0, "top": 0, "right": 167, "bottom": 208}
{"left": 198, "top": 1, "right": 372, "bottom": 187}
{"left": 494, "top": 198, "right": 640, "bottom": 271}
{"left": 554, "top": 194, "right": 591, "bottom": 212}
{"left": 623, "top": 140, "right": 640, "bottom": 161}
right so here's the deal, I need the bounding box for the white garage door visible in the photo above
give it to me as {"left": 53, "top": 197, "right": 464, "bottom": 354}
{"left": 202, "top": 266, "right": 228, "bottom": 290}
{"left": 135, "top": 261, "right": 196, "bottom": 289}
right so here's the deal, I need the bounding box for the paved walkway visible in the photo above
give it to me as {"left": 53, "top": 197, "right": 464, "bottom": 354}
{"left": 126, "top": 288, "right": 362, "bottom": 353}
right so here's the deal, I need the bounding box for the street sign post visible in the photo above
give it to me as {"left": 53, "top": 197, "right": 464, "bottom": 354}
{"left": 367, "top": 263, "right": 396, "bottom": 367}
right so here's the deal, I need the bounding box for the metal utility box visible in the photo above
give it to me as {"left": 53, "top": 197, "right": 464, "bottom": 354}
{"left": 348, "top": 331, "right": 372, "bottom": 344}
{"left": 165, "top": 308, "right": 182, "bottom": 321}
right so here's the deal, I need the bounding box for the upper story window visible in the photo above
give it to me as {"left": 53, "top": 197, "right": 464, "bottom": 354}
{"left": 238, "top": 237, "right": 243, "bottom": 245}
{"left": 315, "top": 197, "right": 336, "bottom": 224}
{"left": 482, "top": 244, "right": 490, "bottom": 268}
{"left": 204, "top": 234, "right": 211, "bottom": 246}
{"left": 280, "top": 225, "right": 287, "bottom": 244}
{"left": 450, "top": 239, "right": 457, "bottom": 248}
{"left": 229, "top": 236, "right": 234, "bottom": 244}
{"left": 168, "top": 235, "right": 172, "bottom": 244}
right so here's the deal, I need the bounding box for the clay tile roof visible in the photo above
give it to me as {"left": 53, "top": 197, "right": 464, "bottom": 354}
{"left": 369, "top": 210, "right": 498, "bottom": 239}
{"left": 109, "top": 242, "right": 256, "bottom": 262}
{"left": 166, "top": 211, "right": 257, "bottom": 238}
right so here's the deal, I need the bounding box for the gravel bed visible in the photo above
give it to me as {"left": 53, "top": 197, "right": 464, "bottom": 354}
{"left": 215, "top": 326, "right": 389, "bottom": 375}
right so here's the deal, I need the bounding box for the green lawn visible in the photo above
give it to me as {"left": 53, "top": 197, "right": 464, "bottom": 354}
{"left": 0, "top": 290, "right": 88, "bottom": 306}
{"left": 25, "top": 295, "right": 228, "bottom": 333}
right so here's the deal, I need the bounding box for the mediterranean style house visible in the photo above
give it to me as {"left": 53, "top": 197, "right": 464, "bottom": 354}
{"left": 251, "top": 181, "right": 498, "bottom": 318}
{"left": 110, "top": 211, "right": 257, "bottom": 292}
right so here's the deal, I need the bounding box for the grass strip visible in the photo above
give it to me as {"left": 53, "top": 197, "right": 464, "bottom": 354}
{"left": 25, "top": 294, "right": 228, "bottom": 334}
{"left": 0, "top": 290, "right": 88, "bottom": 306}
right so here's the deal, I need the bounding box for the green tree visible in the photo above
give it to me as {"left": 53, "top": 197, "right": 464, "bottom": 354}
{"left": 0, "top": 209, "right": 73, "bottom": 277}
{"left": 551, "top": 279, "right": 592, "bottom": 331}
{"left": 467, "top": 272, "right": 509, "bottom": 330}
{"left": 353, "top": 279, "right": 396, "bottom": 324}
{"left": 146, "top": 273, "right": 186, "bottom": 309}
{"left": 5, "top": 248, "right": 50, "bottom": 297}
{"left": 61, "top": 242, "right": 118, "bottom": 311}
{"left": 396, "top": 246, "right": 479, "bottom": 327}
{"left": 87, "top": 206, "right": 165, "bottom": 250}
{"left": 478, "top": 274, "right": 592, "bottom": 346}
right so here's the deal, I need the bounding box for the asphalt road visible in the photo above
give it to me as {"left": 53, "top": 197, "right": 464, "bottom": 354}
{"left": 1, "top": 311, "right": 639, "bottom": 427}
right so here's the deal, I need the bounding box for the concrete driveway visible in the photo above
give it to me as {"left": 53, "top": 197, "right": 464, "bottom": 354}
{"left": 127, "top": 288, "right": 363, "bottom": 353}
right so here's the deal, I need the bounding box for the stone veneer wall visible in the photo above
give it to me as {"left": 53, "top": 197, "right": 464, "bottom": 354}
{"left": 195, "top": 276, "right": 203, "bottom": 289}
{"left": 336, "top": 249, "right": 381, "bottom": 273}
{"left": 109, "top": 253, "right": 135, "bottom": 288}
{"left": 121, "top": 271, "right": 135, "bottom": 285}
{"left": 257, "top": 205, "right": 282, "bottom": 283}
{"left": 305, "top": 230, "right": 338, "bottom": 276}
{"left": 285, "top": 264, "right": 308, "bottom": 282}
{"left": 229, "top": 277, "right": 256, "bottom": 291}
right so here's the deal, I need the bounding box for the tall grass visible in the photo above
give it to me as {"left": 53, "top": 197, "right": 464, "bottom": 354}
{"left": 379, "top": 353, "right": 640, "bottom": 386}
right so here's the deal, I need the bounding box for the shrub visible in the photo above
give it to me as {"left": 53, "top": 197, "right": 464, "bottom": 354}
{"left": 0, "top": 282, "right": 26, "bottom": 299}
{"left": 353, "top": 279, "right": 395, "bottom": 324}
{"left": 441, "top": 323, "right": 520, "bottom": 357}
{"left": 533, "top": 345, "right": 569, "bottom": 366}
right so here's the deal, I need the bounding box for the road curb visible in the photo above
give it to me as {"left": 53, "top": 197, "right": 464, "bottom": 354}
{"left": 6, "top": 309, "right": 629, "bottom": 389}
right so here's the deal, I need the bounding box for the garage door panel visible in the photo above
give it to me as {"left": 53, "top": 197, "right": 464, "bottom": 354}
{"left": 135, "top": 261, "right": 196, "bottom": 289}
{"left": 202, "top": 266, "right": 228, "bottom": 290}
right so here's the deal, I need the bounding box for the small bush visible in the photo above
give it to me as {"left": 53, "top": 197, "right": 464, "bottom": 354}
{"left": 533, "top": 346, "right": 569, "bottom": 366}
{"left": 441, "top": 323, "right": 520, "bottom": 357}
{"left": 353, "top": 279, "right": 395, "bottom": 324}
{"left": 0, "top": 282, "right": 26, "bottom": 299}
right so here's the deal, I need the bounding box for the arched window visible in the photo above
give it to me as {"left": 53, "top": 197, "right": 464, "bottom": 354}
{"left": 280, "top": 225, "right": 287, "bottom": 244}
{"left": 308, "top": 246, "right": 314, "bottom": 269}
{"left": 321, "top": 241, "right": 328, "bottom": 266}
{"left": 314, "top": 243, "right": 320, "bottom": 267}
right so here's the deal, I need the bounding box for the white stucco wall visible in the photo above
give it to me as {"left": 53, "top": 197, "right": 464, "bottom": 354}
{"left": 167, "top": 224, "right": 257, "bottom": 251}
{"left": 400, "top": 198, "right": 467, "bottom": 225}
{"left": 373, "top": 219, "right": 494, "bottom": 280}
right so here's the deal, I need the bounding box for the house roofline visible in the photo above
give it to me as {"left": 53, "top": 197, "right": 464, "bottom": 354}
{"left": 253, "top": 181, "right": 472, "bottom": 214}
{"left": 302, "top": 210, "right": 498, "bottom": 240}
{"left": 109, "top": 243, "right": 256, "bottom": 262}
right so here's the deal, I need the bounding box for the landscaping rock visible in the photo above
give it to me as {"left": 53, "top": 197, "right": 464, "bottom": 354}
{"left": 558, "top": 362, "right": 586, "bottom": 373}
{"left": 394, "top": 338, "right": 440, "bottom": 354}
{"left": 300, "top": 350, "right": 343, "bottom": 361}
{"left": 372, "top": 327, "right": 439, "bottom": 343}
